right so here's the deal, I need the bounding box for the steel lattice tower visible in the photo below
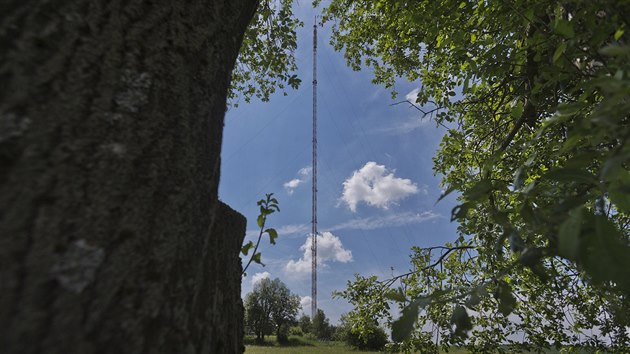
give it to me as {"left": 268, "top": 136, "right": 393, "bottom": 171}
{"left": 311, "top": 20, "right": 318, "bottom": 319}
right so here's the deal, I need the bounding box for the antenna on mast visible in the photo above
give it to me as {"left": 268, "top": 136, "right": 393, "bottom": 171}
{"left": 311, "top": 17, "right": 318, "bottom": 320}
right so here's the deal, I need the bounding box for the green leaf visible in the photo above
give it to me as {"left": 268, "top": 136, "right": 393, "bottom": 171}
{"left": 266, "top": 228, "right": 278, "bottom": 245}
{"left": 553, "top": 42, "right": 567, "bottom": 63}
{"left": 451, "top": 203, "right": 471, "bottom": 221}
{"left": 614, "top": 27, "right": 624, "bottom": 40}
{"left": 544, "top": 168, "right": 596, "bottom": 185}
{"left": 465, "top": 179, "right": 494, "bottom": 201}
{"left": 241, "top": 241, "right": 255, "bottom": 256}
{"left": 599, "top": 45, "right": 630, "bottom": 57}
{"left": 508, "top": 231, "right": 526, "bottom": 253}
{"left": 513, "top": 167, "right": 526, "bottom": 189}
{"left": 391, "top": 302, "right": 419, "bottom": 342}
{"left": 391, "top": 298, "right": 428, "bottom": 342}
{"left": 521, "top": 181, "right": 537, "bottom": 195}
{"left": 257, "top": 214, "right": 264, "bottom": 228}
{"left": 581, "top": 214, "right": 630, "bottom": 293}
{"left": 554, "top": 20, "right": 574, "bottom": 38}
{"left": 384, "top": 288, "right": 407, "bottom": 302}
{"left": 519, "top": 247, "right": 542, "bottom": 267}
{"left": 558, "top": 206, "right": 583, "bottom": 260}
{"left": 465, "top": 291, "right": 481, "bottom": 308}
{"left": 556, "top": 102, "right": 585, "bottom": 116}
{"left": 510, "top": 100, "right": 524, "bottom": 119}
{"left": 519, "top": 203, "right": 536, "bottom": 225}
{"left": 436, "top": 186, "right": 457, "bottom": 204}
{"left": 497, "top": 284, "right": 517, "bottom": 316}
{"left": 450, "top": 306, "right": 473, "bottom": 337}
{"left": 609, "top": 186, "right": 630, "bottom": 214}
{"left": 252, "top": 252, "right": 264, "bottom": 266}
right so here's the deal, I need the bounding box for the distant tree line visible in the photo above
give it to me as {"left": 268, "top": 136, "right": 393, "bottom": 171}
{"left": 243, "top": 278, "right": 387, "bottom": 350}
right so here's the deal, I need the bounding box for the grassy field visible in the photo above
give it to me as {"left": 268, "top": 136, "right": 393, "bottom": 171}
{"left": 243, "top": 336, "right": 469, "bottom": 354}
{"left": 244, "top": 335, "right": 381, "bottom": 354}
{"left": 245, "top": 336, "right": 609, "bottom": 354}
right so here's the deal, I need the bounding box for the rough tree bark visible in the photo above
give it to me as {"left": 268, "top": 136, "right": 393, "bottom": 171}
{"left": 0, "top": 1, "right": 257, "bottom": 353}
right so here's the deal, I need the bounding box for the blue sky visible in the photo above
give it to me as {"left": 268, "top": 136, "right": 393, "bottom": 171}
{"left": 219, "top": 2, "right": 460, "bottom": 324}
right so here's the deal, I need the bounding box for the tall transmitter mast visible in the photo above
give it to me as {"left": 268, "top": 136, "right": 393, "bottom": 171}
{"left": 311, "top": 20, "right": 318, "bottom": 319}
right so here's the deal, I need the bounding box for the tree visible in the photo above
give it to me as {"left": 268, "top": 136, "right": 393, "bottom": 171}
{"left": 298, "top": 314, "right": 312, "bottom": 334}
{"left": 321, "top": 0, "right": 630, "bottom": 352}
{"left": 230, "top": 0, "right": 302, "bottom": 106}
{"left": 0, "top": 0, "right": 301, "bottom": 353}
{"left": 335, "top": 313, "right": 388, "bottom": 351}
{"left": 244, "top": 278, "right": 300, "bottom": 343}
{"left": 311, "top": 308, "right": 334, "bottom": 340}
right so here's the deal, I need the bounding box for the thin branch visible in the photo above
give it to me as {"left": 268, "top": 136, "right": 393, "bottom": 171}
{"left": 381, "top": 246, "right": 475, "bottom": 287}
{"left": 390, "top": 100, "right": 448, "bottom": 129}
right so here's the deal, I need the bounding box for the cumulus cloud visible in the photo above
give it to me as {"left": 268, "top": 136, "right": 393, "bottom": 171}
{"left": 283, "top": 166, "right": 312, "bottom": 195}
{"left": 300, "top": 296, "right": 312, "bottom": 311}
{"left": 251, "top": 271, "right": 271, "bottom": 286}
{"left": 285, "top": 232, "right": 353, "bottom": 275}
{"left": 341, "top": 162, "right": 420, "bottom": 212}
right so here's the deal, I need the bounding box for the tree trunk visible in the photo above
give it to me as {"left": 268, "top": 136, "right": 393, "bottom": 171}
{"left": 0, "top": 1, "right": 256, "bottom": 353}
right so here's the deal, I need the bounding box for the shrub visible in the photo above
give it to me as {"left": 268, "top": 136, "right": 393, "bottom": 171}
{"left": 289, "top": 326, "right": 303, "bottom": 336}
{"left": 336, "top": 314, "right": 388, "bottom": 351}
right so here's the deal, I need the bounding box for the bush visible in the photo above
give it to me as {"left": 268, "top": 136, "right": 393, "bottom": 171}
{"left": 277, "top": 331, "right": 289, "bottom": 343}
{"left": 276, "top": 324, "right": 292, "bottom": 343}
{"left": 304, "top": 333, "right": 317, "bottom": 341}
{"left": 289, "top": 326, "right": 303, "bottom": 336}
{"left": 336, "top": 314, "right": 388, "bottom": 351}
{"left": 344, "top": 326, "right": 387, "bottom": 351}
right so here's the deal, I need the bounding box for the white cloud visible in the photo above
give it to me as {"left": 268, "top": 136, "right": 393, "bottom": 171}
{"left": 300, "top": 296, "right": 312, "bottom": 311}
{"left": 362, "top": 87, "right": 430, "bottom": 135}
{"left": 341, "top": 162, "right": 420, "bottom": 212}
{"left": 369, "top": 116, "right": 431, "bottom": 135}
{"left": 405, "top": 88, "right": 421, "bottom": 103}
{"left": 251, "top": 271, "right": 271, "bottom": 286}
{"left": 283, "top": 166, "right": 312, "bottom": 195}
{"left": 329, "top": 211, "right": 438, "bottom": 231}
{"left": 277, "top": 223, "right": 309, "bottom": 236}
{"left": 298, "top": 166, "right": 313, "bottom": 176}
{"left": 244, "top": 223, "right": 309, "bottom": 242}
{"left": 249, "top": 211, "right": 438, "bottom": 241}
{"left": 285, "top": 232, "right": 353, "bottom": 275}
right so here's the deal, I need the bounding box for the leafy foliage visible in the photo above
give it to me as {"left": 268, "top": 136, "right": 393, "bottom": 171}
{"left": 335, "top": 313, "right": 388, "bottom": 351}
{"left": 244, "top": 277, "right": 301, "bottom": 343}
{"left": 230, "top": 0, "right": 302, "bottom": 106}
{"left": 321, "top": 0, "right": 630, "bottom": 351}
{"left": 311, "top": 309, "right": 334, "bottom": 340}
{"left": 242, "top": 193, "right": 280, "bottom": 276}
{"left": 298, "top": 314, "right": 312, "bottom": 334}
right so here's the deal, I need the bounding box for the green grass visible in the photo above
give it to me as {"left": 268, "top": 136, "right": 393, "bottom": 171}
{"left": 243, "top": 336, "right": 473, "bottom": 354}
{"left": 244, "top": 336, "right": 607, "bottom": 354}
{"left": 244, "top": 335, "right": 383, "bottom": 354}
